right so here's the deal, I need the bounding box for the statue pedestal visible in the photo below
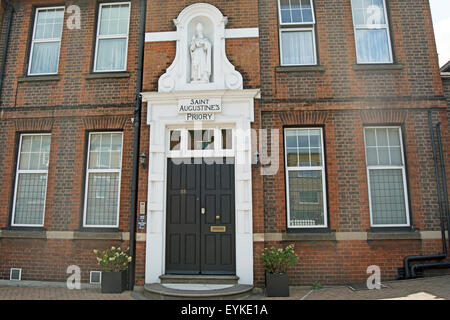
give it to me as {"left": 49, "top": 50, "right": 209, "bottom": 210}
{"left": 191, "top": 80, "right": 210, "bottom": 84}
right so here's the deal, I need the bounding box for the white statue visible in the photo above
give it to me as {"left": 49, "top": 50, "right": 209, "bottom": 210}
{"left": 190, "top": 23, "right": 211, "bottom": 83}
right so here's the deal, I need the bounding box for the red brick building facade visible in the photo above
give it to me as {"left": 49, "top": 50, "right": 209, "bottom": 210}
{"left": 0, "top": 0, "right": 449, "bottom": 290}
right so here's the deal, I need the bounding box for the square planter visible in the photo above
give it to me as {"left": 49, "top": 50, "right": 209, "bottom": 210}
{"left": 101, "top": 271, "right": 127, "bottom": 294}
{"left": 265, "top": 271, "right": 290, "bottom": 297}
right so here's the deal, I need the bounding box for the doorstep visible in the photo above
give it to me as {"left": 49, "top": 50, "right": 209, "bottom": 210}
{"left": 143, "top": 283, "right": 254, "bottom": 300}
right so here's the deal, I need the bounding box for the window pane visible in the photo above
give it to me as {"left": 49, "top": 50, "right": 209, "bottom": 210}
{"left": 170, "top": 130, "right": 181, "bottom": 151}
{"left": 299, "top": 148, "right": 310, "bottom": 166}
{"left": 378, "top": 146, "right": 390, "bottom": 165}
{"left": 35, "top": 8, "right": 64, "bottom": 40}
{"left": 365, "top": 128, "right": 376, "bottom": 146}
{"left": 288, "top": 170, "right": 325, "bottom": 227}
{"left": 281, "top": 31, "right": 315, "bottom": 65}
{"left": 30, "top": 42, "right": 60, "bottom": 74}
{"left": 286, "top": 131, "right": 298, "bottom": 148}
{"left": 355, "top": 28, "right": 391, "bottom": 63}
{"left": 85, "top": 172, "right": 120, "bottom": 226}
{"left": 99, "top": 4, "right": 130, "bottom": 36}
{"left": 287, "top": 148, "right": 299, "bottom": 167}
{"left": 13, "top": 173, "right": 47, "bottom": 225}
{"left": 285, "top": 129, "right": 323, "bottom": 167}
{"left": 280, "top": 0, "right": 313, "bottom": 23}
{"left": 222, "top": 129, "right": 233, "bottom": 150}
{"left": 369, "top": 169, "right": 407, "bottom": 225}
{"left": 310, "top": 148, "right": 321, "bottom": 166}
{"left": 19, "top": 135, "right": 51, "bottom": 170}
{"left": 390, "top": 146, "right": 402, "bottom": 165}
{"left": 376, "top": 128, "right": 388, "bottom": 146}
{"left": 309, "top": 131, "right": 321, "bottom": 148}
{"left": 188, "top": 130, "right": 215, "bottom": 150}
{"left": 365, "top": 127, "right": 403, "bottom": 166}
{"left": 388, "top": 128, "right": 401, "bottom": 146}
{"left": 281, "top": 9, "right": 292, "bottom": 23}
{"left": 280, "top": 0, "right": 290, "bottom": 10}
{"left": 96, "top": 38, "right": 127, "bottom": 71}
{"left": 351, "top": 0, "right": 386, "bottom": 25}
{"left": 366, "top": 147, "right": 378, "bottom": 165}
{"left": 89, "top": 133, "right": 123, "bottom": 169}
{"left": 298, "top": 133, "right": 309, "bottom": 148}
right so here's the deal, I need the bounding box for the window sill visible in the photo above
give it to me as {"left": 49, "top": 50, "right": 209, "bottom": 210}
{"left": 353, "top": 64, "right": 403, "bottom": 71}
{"left": 367, "top": 231, "right": 421, "bottom": 241}
{"left": 282, "top": 232, "right": 336, "bottom": 241}
{"left": 17, "top": 75, "right": 61, "bottom": 82}
{"left": 0, "top": 229, "right": 46, "bottom": 239}
{"left": 85, "top": 72, "right": 130, "bottom": 80}
{"left": 276, "top": 65, "right": 325, "bottom": 73}
{"left": 73, "top": 230, "right": 122, "bottom": 240}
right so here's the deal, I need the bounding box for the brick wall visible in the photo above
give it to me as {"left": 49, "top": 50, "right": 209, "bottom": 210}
{"left": 0, "top": 0, "right": 141, "bottom": 283}
{"left": 255, "top": 0, "right": 450, "bottom": 286}
{"left": 1, "top": 0, "right": 449, "bottom": 287}
{"left": 258, "top": 0, "right": 443, "bottom": 102}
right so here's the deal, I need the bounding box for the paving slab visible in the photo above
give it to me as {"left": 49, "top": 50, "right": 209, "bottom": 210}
{"left": 0, "top": 276, "right": 449, "bottom": 300}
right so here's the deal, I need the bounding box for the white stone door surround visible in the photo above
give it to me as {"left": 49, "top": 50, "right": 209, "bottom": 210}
{"left": 142, "top": 2, "right": 260, "bottom": 285}
{"left": 142, "top": 89, "right": 259, "bottom": 285}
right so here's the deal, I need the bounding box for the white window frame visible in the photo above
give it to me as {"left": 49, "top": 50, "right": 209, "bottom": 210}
{"left": 364, "top": 126, "right": 410, "bottom": 227}
{"left": 93, "top": 2, "right": 131, "bottom": 73}
{"left": 83, "top": 132, "right": 124, "bottom": 228}
{"left": 351, "top": 0, "right": 393, "bottom": 64}
{"left": 11, "top": 133, "right": 51, "bottom": 227}
{"left": 284, "top": 128, "right": 328, "bottom": 229}
{"left": 167, "top": 126, "right": 235, "bottom": 159}
{"left": 278, "top": 0, "right": 317, "bottom": 66}
{"left": 28, "top": 6, "right": 65, "bottom": 76}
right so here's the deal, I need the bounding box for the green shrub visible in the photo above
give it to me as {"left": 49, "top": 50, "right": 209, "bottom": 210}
{"left": 260, "top": 244, "right": 298, "bottom": 274}
{"left": 93, "top": 246, "right": 132, "bottom": 272}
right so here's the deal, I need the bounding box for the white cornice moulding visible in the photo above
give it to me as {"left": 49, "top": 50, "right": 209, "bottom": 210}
{"left": 145, "top": 31, "right": 177, "bottom": 42}
{"left": 225, "top": 28, "right": 259, "bottom": 39}
{"left": 145, "top": 28, "right": 259, "bottom": 42}
{"left": 141, "top": 89, "right": 261, "bottom": 102}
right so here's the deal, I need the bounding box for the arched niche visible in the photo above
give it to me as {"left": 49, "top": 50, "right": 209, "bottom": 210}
{"left": 158, "top": 3, "right": 243, "bottom": 92}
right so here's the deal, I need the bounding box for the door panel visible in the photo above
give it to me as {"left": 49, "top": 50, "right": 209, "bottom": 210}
{"left": 166, "top": 159, "right": 201, "bottom": 274}
{"left": 201, "top": 158, "right": 236, "bottom": 274}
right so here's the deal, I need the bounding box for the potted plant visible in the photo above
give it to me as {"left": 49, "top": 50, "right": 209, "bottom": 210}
{"left": 260, "top": 244, "right": 298, "bottom": 297}
{"left": 93, "top": 246, "right": 132, "bottom": 294}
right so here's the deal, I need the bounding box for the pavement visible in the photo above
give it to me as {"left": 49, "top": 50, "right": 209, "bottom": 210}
{"left": 0, "top": 276, "right": 449, "bottom": 300}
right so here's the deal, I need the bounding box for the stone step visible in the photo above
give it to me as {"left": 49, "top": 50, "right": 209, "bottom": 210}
{"left": 144, "top": 283, "right": 254, "bottom": 300}
{"left": 160, "top": 274, "right": 240, "bottom": 285}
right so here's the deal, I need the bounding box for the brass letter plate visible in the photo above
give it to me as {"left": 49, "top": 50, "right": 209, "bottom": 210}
{"left": 210, "top": 226, "right": 226, "bottom": 233}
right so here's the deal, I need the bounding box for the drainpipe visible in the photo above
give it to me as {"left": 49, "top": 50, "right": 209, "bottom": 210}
{"left": 128, "top": 0, "right": 146, "bottom": 291}
{"left": 436, "top": 123, "right": 450, "bottom": 246}
{"left": 402, "top": 111, "right": 448, "bottom": 278}
{"left": 0, "top": 0, "right": 14, "bottom": 105}
{"left": 410, "top": 123, "right": 450, "bottom": 277}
